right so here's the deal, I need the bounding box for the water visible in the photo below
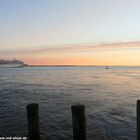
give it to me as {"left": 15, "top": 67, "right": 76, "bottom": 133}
{"left": 0, "top": 66, "right": 140, "bottom": 140}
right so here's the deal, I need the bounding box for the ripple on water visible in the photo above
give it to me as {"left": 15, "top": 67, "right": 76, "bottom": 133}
{"left": 0, "top": 67, "right": 140, "bottom": 140}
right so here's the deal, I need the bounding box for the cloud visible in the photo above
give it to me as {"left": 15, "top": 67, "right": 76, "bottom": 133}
{"left": 0, "top": 41, "right": 140, "bottom": 56}
{"left": 27, "top": 41, "right": 140, "bottom": 53}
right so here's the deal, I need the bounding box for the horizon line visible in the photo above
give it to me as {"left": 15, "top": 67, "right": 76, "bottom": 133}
{"left": 27, "top": 64, "right": 140, "bottom": 67}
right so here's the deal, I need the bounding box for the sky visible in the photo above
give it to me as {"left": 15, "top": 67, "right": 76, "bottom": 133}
{"left": 0, "top": 0, "right": 140, "bottom": 65}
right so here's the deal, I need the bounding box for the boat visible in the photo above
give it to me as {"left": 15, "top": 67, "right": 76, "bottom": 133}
{"left": 0, "top": 59, "right": 26, "bottom": 68}
{"left": 105, "top": 66, "right": 109, "bottom": 69}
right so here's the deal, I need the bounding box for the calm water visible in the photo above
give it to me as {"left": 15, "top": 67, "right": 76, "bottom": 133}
{"left": 0, "top": 66, "right": 140, "bottom": 140}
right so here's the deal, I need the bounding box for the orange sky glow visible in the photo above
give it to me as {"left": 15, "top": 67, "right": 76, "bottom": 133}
{"left": 16, "top": 41, "right": 140, "bottom": 66}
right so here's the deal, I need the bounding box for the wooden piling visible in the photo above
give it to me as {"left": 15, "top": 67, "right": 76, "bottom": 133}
{"left": 137, "top": 100, "right": 140, "bottom": 140}
{"left": 71, "top": 104, "right": 86, "bottom": 140}
{"left": 26, "top": 103, "right": 40, "bottom": 140}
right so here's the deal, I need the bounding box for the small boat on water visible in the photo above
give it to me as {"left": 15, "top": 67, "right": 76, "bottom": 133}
{"left": 0, "top": 59, "right": 26, "bottom": 68}
{"left": 105, "top": 66, "right": 109, "bottom": 69}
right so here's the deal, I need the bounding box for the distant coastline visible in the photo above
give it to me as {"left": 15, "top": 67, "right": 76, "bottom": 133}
{"left": 1, "top": 59, "right": 140, "bottom": 68}
{"left": 27, "top": 65, "right": 140, "bottom": 67}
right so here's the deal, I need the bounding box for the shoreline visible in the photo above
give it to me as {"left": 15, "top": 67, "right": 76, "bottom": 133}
{"left": 27, "top": 65, "right": 140, "bottom": 67}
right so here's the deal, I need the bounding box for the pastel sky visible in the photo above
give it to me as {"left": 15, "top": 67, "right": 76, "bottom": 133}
{"left": 0, "top": 0, "right": 140, "bottom": 65}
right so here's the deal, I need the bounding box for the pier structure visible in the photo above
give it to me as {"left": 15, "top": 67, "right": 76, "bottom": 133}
{"left": 26, "top": 100, "right": 140, "bottom": 140}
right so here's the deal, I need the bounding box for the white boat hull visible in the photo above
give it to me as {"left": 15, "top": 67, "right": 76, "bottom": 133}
{"left": 0, "top": 64, "right": 24, "bottom": 68}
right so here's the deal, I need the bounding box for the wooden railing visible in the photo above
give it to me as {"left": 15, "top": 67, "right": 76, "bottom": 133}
{"left": 26, "top": 100, "right": 140, "bottom": 140}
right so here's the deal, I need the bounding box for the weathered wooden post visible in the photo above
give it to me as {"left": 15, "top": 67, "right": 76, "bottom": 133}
{"left": 137, "top": 100, "right": 140, "bottom": 140}
{"left": 27, "top": 103, "right": 40, "bottom": 140}
{"left": 71, "top": 104, "right": 86, "bottom": 140}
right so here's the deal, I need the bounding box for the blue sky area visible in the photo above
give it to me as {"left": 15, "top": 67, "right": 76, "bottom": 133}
{"left": 0, "top": 0, "right": 140, "bottom": 49}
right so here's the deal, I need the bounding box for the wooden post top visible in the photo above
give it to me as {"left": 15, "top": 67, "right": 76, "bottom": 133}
{"left": 27, "top": 103, "right": 39, "bottom": 109}
{"left": 137, "top": 100, "right": 140, "bottom": 104}
{"left": 71, "top": 104, "right": 85, "bottom": 110}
